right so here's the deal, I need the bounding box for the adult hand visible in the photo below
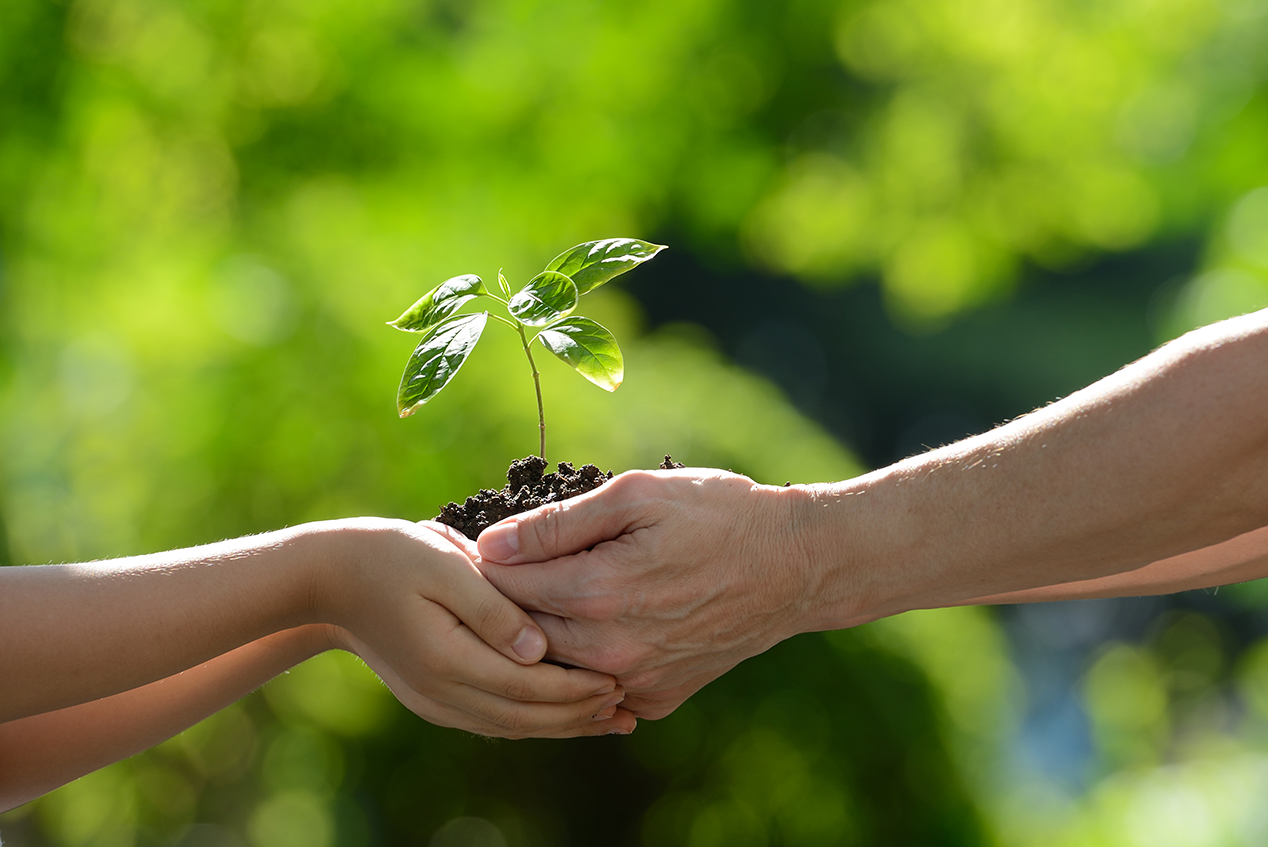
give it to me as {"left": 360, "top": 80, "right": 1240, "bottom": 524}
{"left": 316, "top": 518, "right": 634, "bottom": 738}
{"left": 475, "top": 469, "right": 817, "bottom": 719}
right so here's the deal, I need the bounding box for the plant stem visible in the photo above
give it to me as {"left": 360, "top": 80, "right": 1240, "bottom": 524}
{"left": 514, "top": 322, "right": 547, "bottom": 459}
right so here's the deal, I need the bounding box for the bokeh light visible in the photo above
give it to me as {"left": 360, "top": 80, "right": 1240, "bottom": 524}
{"left": 4, "top": 0, "right": 1268, "bottom": 843}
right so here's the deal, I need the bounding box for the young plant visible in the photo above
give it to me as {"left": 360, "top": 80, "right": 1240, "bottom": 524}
{"left": 388, "top": 238, "right": 666, "bottom": 459}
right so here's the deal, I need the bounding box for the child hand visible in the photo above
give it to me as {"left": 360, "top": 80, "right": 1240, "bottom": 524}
{"left": 312, "top": 518, "right": 636, "bottom": 738}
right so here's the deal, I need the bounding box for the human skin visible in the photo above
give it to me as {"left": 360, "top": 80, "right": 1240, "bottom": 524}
{"left": 966, "top": 525, "right": 1268, "bottom": 605}
{"left": 476, "top": 308, "right": 1268, "bottom": 719}
{"left": 0, "top": 626, "right": 327, "bottom": 811}
{"left": 0, "top": 518, "right": 634, "bottom": 808}
{"left": 0, "top": 621, "right": 636, "bottom": 812}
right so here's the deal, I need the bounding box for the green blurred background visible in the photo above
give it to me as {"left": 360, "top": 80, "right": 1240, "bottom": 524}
{"left": 3, "top": 0, "right": 1268, "bottom": 843}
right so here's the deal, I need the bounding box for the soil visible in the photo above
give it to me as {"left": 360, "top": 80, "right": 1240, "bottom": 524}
{"left": 435, "top": 455, "right": 685, "bottom": 540}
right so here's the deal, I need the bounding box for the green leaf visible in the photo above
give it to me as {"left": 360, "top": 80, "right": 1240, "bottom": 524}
{"left": 537, "top": 316, "right": 624, "bottom": 391}
{"left": 508, "top": 271, "right": 579, "bottom": 326}
{"left": 497, "top": 269, "right": 512, "bottom": 299}
{"left": 544, "top": 238, "right": 667, "bottom": 295}
{"left": 397, "top": 313, "right": 488, "bottom": 416}
{"left": 388, "top": 274, "right": 485, "bottom": 332}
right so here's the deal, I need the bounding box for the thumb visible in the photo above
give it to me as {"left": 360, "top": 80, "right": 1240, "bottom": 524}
{"left": 476, "top": 473, "right": 642, "bottom": 564}
{"left": 436, "top": 554, "right": 549, "bottom": 664}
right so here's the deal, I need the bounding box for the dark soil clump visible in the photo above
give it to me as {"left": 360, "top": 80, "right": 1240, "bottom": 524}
{"left": 435, "top": 455, "right": 685, "bottom": 540}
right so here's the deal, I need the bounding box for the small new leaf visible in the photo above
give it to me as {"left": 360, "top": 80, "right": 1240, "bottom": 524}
{"left": 390, "top": 238, "right": 665, "bottom": 457}
{"left": 508, "top": 271, "right": 579, "bottom": 326}
{"left": 545, "top": 238, "right": 667, "bottom": 295}
{"left": 389, "top": 274, "right": 485, "bottom": 333}
{"left": 397, "top": 313, "right": 488, "bottom": 416}
{"left": 538, "top": 316, "right": 624, "bottom": 391}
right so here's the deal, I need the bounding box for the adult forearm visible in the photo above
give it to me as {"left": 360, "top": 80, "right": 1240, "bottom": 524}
{"left": 963, "top": 525, "right": 1268, "bottom": 605}
{"left": 0, "top": 626, "right": 331, "bottom": 812}
{"left": 797, "top": 310, "right": 1268, "bottom": 628}
{"left": 469, "top": 311, "right": 1268, "bottom": 717}
{"left": 0, "top": 527, "right": 323, "bottom": 722}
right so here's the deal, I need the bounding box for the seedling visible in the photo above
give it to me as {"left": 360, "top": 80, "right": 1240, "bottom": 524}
{"left": 388, "top": 238, "right": 666, "bottom": 459}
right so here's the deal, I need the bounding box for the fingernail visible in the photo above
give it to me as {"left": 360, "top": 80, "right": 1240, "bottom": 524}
{"left": 512, "top": 626, "right": 546, "bottom": 662}
{"left": 607, "top": 728, "right": 631, "bottom": 736}
{"left": 600, "top": 693, "right": 625, "bottom": 709}
{"left": 479, "top": 522, "right": 520, "bottom": 561}
{"left": 592, "top": 709, "right": 615, "bottom": 721}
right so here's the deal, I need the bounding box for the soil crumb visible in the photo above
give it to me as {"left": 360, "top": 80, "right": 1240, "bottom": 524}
{"left": 436, "top": 455, "right": 684, "bottom": 540}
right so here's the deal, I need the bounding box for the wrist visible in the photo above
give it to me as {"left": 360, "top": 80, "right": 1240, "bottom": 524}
{"left": 283, "top": 519, "right": 375, "bottom": 629}
{"left": 194, "top": 522, "right": 345, "bottom": 639}
{"left": 288, "top": 517, "right": 417, "bottom": 631}
{"left": 755, "top": 481, "right": 865, "bottom": 639}
{"left": 783, "top": 467, "right": 915, "bottom": 632}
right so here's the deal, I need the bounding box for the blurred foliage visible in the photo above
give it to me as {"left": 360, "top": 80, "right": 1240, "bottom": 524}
{"left": 3, "top": 0, "right": 1268, "bottom": 844}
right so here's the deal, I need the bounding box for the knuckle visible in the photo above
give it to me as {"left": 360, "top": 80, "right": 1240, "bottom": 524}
{"left": 525, "top": 505, "right": 565, "bottom": 556}
{"left": 473, "top": 594, "right": 508, "bottom": 633}
{"left": 501, "top": 678, "right": 535, "bottom": 702}
{"left": 613, "top": 470, "right": 655, "bottom": 499}
{"left": 492, "top": 705, "right": 532, "bottom": 736}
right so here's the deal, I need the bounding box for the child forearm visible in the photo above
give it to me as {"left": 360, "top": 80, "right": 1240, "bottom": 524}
{"left": 0, "top": 625, "right": 332, "bottom": 812}
{"left": 1, "top": 517, "right": 633, "bottom": 758}
{"left": 0, "top": 527, "right": 321, "bottom": 723}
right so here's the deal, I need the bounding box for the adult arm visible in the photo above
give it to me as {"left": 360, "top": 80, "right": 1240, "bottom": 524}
{"left": 476, "top": 308, "right": 1268, "bottom": 717}
{"left": 0, "top": 519, "right": 631, "bottom": 735}
{"left": 966, "top": 525, "right": 1268, "bottom": 604}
